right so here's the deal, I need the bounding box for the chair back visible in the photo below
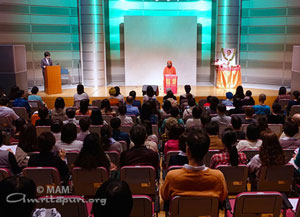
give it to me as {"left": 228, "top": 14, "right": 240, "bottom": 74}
{"left": 166, "top": 151, "right": 180, "bottom": 169}
{"left": 37, "top": 196, "right": 88, "bottom": 217}
{"left": 167, "top": 165, "right": 183, "bottom": 173}
{"left": 170, "top": 196, "right": 219, "bottom": 217}
{"left": 218, "top": 124, "right": 232, "bottom": 138}
{"left": 52, "top": 115, "right": 67, "bottom": 121}
{"left": 66, "top": 151, "right": 79, "bottom": 170}
{"left": 88, "top": 106, "right": 98, "bottom": 110}
{"left": 198, "top": 99, "right": 207, "bottom": 108}
{"left": 216, "top": 165, "right": 248, "bottom": 194}
{"left": 268, "top": 124, "right": 283, "bottom": 136}
{"left": 120, "top": 124, "right": 132, "bottom": 134}
{"left": 241, "top": 124, "right": 249, "bottom": 134}
{"left": 128, "top": 115, "right": 137, "bottom": 124}
{"left": 203, "top": 150, "right": 220, "bottom": 167}
{"left": 92, "top": 100, "right": 102, "bottom": 108}
{"left": 242, "top": 150, "right": 259, "bottom": 161}
{"left": 290, "top": 105, "right": 300, "bottom": 117}
{"left": 28, "top": 100, "right": 41, "bottom": 112}
{"left": 72, "top": 167, "right": 108, "bottom": 198}
{"left": 102, "top": 115, "right": 113, "bottom": 124}
{"left": 131, "top": 195, "right": 153, "bottom": 217}
{"left": 75, "top": 115, "right": 90, "bottom": 121}
{"left": 12, "top": 107, "right": 29, "bottom": 120}
{"left": 120, "top": 166, "right": 156, "bottom": 195}
{"left": 36, "top": 126, "right": 51, "bottom": 136}
{"left": 283, "top": 149, "right": 295, "bottom": 163}
{"left": 89, "top": 125, "right": 102, "bottom": 136}
{"left": 23, "top": 167, "right": 61, "bottom": 196}
{"left": 0, "top": 168, "right": 10, "bottom": 181}
{"left": 231, "top": 114, "right": 246, "bottom": 120}
{"left": 119, "top": 140, "right": 128, "bottom": 151}
{"left": 0, "top": 116, "right": 13, "bottom": 130}
{"left": 105, "top": 151, "right": 120, "bottom": 169}
{"left": 232, "top": 192, "right": 282, "bottom": 217}
{"left": 278, "top": 99, "right": 290, "bottom": 112}
{"left": 74, "top": 100, "right": 81, "bottom": 108}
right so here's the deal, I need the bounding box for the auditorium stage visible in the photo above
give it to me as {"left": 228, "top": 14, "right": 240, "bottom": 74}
{"left": 39, "top": 84, "right": 281, "bottom": 109}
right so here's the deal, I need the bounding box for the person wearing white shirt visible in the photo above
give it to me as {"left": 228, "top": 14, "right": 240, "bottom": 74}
{"left": 74, "top": 84, "right": 89, "bottom": 102}
{"left": 55, "top": 123, "right": 83, "bottom": 152}
{"left": 0, "top": 96, "right": 19, "bottom": 122}
{"left": 236, "top": 124, "right": 262, "bottom": 151}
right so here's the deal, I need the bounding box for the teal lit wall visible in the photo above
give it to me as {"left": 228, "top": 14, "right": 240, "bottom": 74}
{"left": 241, "top": 0, "right": 300, "bottom": 85}
{"left": 106, "top": 0, "right": 215, "bottom": 83}
{"left": 0, "top": 0, "right": 80, "bottom": 86}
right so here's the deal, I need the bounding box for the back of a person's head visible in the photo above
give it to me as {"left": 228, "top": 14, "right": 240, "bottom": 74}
{"left": 257, "top": 116, "right": 268, "bottom": 133}
{"left": 38, "top": 107, "right": 48, "bottom": 119}
{"left": 200, "top": 113, "right": 211, "bottom": 126}
{"left": 179, "top": 133, "right": 188, "bottom": 153}
{"left": 17, "top": 90, "right": 24, "bottom": 98}
{"left": 226, "top": 92, "right": 233, "bottom": 100}
{"left": 61, "top": 123, "right": 77, "bottom": 144}
{"left": 9, "top": 86, "right": 20, "bottom": 100}
{"left": 246, "top": 124, "right": 260, "bottom": 141}
{"left": 235, "top": 85, "right": 244, "bottom": 97}
{"left": 80, "top": 99, "right": 89, "bottom": 114}
{"left": 186, "top": 131, "right": 210, "bottom": 163}
{"left": 293, "top": 90, "right": 300, "bottom": 99}
{"left": 278, "top": 86, "right": 287, "bottom": 95}
{"left": 142, "top": 120, "right": 153, "bottom": 136}
{"left": 210, "top": 96, "right": 219, "bottom": 110}
{"left": 110, "top": 117, "right": 121, "bottom": 130}
{"left": 55, "top": 97, "right": 65, "bottom": 109}
{"left": 205, "top": 121, "right": 219, "bottom": 135}
{"left": 130, "top": 124, "right": 146, "bottom": 146}
{"left": 146, "top": 86, "right": 154, "bottom": 97}
{"left": 91, "top": 108, "right": 103, "bottom": 125}
{"left": 101, "top": 99, "right": 111, "bottom": 110}
{"left": 168, "top": 124, "right": 184, "bottom": 140}
{"left": 50, "top": 119, "right": 63, "bottom": 133}
{"left": 129, "top": 90, "right": 136, "bottom": 99}
{"left": 217, "top": 103, "right": 226, "bottom": 114}
{"left": 284, "top": 120, "right": 299, "bottom": 137}
{"left": 66, "top": 107, "right": 76, "bottom": 118}
{"left": 93, "top": 179, "right": 133, "bottom": 217}
{"left": 192, "top": 106, "right": 202, "bottom": 119}
{"left": 206, "top": 95, "right": 212, "bottom": 103}
{"left": 118, "top": 105, "right": 127, "bottom": 115}
{"left": 109, "top": 87, "right": 116, "bottom": 96}
{"left": 188, "top": 98, "right": 196, "bottom": 107}
{"left": 100, "top": 124, "right": 112, "bottom": 149}
{"left": 114, "top": 86, "right": 121, "bottom": 96}
{"left": 126, "top": 96, "right": 133, "bottom": 104}
{"left": 0, "top": 176, "right": 36, "bottom": 217}
{"left": 184, "top": 85, "right": 191, "bottom": 94}
{"left": 244, "top": 107, "right": 254, "bottom": 117}
{"left": 292, "top": 114, "right": 300, "bottom": 126}
{"left": 246, "top": 90, "right": 252, "bottom": 97}
{"left": 272, "top": 103, "right": 282, "bottom": 114}
{"left": 222, "top": 128, "right": 239, "bottom": 166}
{"left": 231, "top": 116, "right": 242, "bottom": 130}
{"left": 162, "top": 100, "right": 172, "bottom": 112}
{"left": 38, "top": 132, "right": 56, "bottom": 152}
{"left": 14, "top": 118, "right": 26, "bottom": 132}
{"left": 259, "top": 93, "right": 266, "bottom": 103}
{"left": 77, "top": 84, "right": 84, "bottom": 95}
{"left": 170, "top": 107, "right": 179, "bottom": 118}
{"left": 19, "top": 124, "right": 37, "bottom": 152}
{"left": 31, "top": 86, "right": 39, "bottom": 94}
{"left": 79, "top": 118, "right": 90, "bottom": 132}
{"left": 0, "top": 95, "right": 9, "bottom": 106}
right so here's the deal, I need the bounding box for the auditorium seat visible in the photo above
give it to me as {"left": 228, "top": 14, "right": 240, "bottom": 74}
{"left": 166, "top": 151, "right": 180, "bottom": 169}
{"left": 0, "top": 116, "right": 13, "bottom": 130}
{"left": 52, "top": 115, "right": 67, "bottom": 121}
{"left": 152, "top": 125, "right": 159, "bottom": 139}
{"left": 128, "top": 115, "right": 137, "bottom": 124}
{"left": 89, "top": 125, "right": 103, "bottom": 136}
{"left": 119, "top": 140, "right": 128, "bottom": 151}
{"left": 216, "top": 165, "right": 248, "bottom": 194}
{"left": 66, "top": 151, "right": 79, "bottom": 170}
{"left": 242, "top": 150, "right": 259, "bottom": 162}
{"left": 102, "top": 114, "right": 113, "bottom": 124}
{"left": 290, "top": 105, "right": 300, "bottom": 117}
{"left": 226, "top": 192, "right": 282, "bottom": 217}
{"left": 28, "top": 100, "right": 41, "bottom": 112}
{"left": 105, "top": 151, "right": 120, "bottom": 169}
{"left": 75, "top": 115, "right": 90, "bottom": 121}
{"left": 0, "top": 168, "right": 10, "bottom": 182}
{"left": 167, "top": 165, "right": 183, "bottom": 173}
{"left": 241, "top": 124, "right": 249, "bottom": 134}
{"left": 131, "top": 195, "right": 153, "bottom": 217}
{"left": 74, "top": 100, "right": 81, "bottom": 108}
{"left": 120, "top": 124, "right": 132, "bottom": 134}
{"left": 36, "top": 196, "right": 89, "bottom": 217}
{"left": 278, "top": 99, "right": 290, "bottom": 113}
{"left": 169, "top": 196, "right": 219, "bottom": 217}
{"left": 92, "top": 99, "right": 102, "bottom": 108}
{"left": 36, "top": 126, "right": 51, "bottom": 136}
{"left": 203, "top": 150, "right": 220, "bottom": 167}
{"left": 268, "top": 124, "right": 283, "bottom": 136}
{"left": 72, "top": 167, "right": 108, "bottom": 198}
{"left": 12, "top": 107, "right": 29, "bottom": 121}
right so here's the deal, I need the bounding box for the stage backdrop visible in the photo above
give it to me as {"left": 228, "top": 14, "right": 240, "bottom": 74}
{"left": 124, "top": 16, "right": 197, "bottom": 86}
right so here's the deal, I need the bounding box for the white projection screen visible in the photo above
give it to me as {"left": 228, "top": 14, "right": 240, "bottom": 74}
{"left": 124, "top": 16, "right": 197, "bottom": 86}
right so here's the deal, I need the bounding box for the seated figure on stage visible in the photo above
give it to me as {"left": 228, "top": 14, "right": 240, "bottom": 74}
{"left": 221, "top": 48, "right": 236, "bottom": 66}
{"left": 163, "top": 60, "right": 176, "bottom": 75}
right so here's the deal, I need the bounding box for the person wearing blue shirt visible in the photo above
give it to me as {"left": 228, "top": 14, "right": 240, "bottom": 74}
{"left": 28, "top": 86, "right": 44, "bottom": 105}
{"left": 222, "top": 92, "right": 234, "bottom": 107}
{"left": 110, "top": 117, "right": 131, "bottom": 148}
{"left": 253, "top": 93, "right": 270, "bottom": 115}
{"left": 13, "top": 90, "right": 31, "bottom": 113}
{"left": 129, "top": 90, "right": 141, "bottom": 111}
{"left": 126, "top": 96, "right": 139, "bottom": 116}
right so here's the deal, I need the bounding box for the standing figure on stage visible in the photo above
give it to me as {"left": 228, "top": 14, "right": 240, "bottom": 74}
{"left": 41, "top": 51, "right": 53, "bottom": 83}
{"left": 163, "top": 60, "right": 176, "bottom": 75}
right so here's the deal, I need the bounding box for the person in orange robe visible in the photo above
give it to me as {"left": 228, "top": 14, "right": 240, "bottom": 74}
{"left": 163, "top": 60, "right": 176, "bottom": 75}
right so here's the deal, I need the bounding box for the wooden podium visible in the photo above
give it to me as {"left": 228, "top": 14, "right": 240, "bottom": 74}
{"left": 45, "top": 65, "right": 62, "bottom": 95}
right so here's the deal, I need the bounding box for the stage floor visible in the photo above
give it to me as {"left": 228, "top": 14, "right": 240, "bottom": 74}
{"left": 39, "top": 85, "right": 280, "bottom": 109}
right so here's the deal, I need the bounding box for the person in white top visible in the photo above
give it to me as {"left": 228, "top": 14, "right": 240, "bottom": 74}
{"left": 55, "top": 123, "right": 83, "bottom": 152}
{"left": 74, "top": 84, "right": 89, "bottom": 102}
{"left": 143, "top": 86, "right": 157, "bottom": 103}
{"left": 183, "top": 98, "right": 197, "bottom": 121}
{"left": 63, "top": 108, "right": 79, "bottom": 125}
{"left": 0, "top": 96, "right": 19, "bottom": 122}
{"left": 117, "top": 105, "right": 133, "bottom": 126}
{"left": 114, "top": 86, "right": 125, "bottom": 104}
{"left": 236, "top": 124, "right": 262, "bottom": 151}
{"left": 77, "top": 118, "right": 90, "bottom": 141}
{"left": 186, "top": 107, "right": 202, "bottom": 129}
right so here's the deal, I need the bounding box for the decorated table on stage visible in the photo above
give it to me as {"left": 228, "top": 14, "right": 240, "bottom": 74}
{"left": 216, "top": 65, "right": 242, "bottom": 89}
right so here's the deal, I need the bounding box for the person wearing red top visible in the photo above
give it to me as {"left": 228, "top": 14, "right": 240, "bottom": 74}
{"left": 164, "top": 124, "right": 184, "bottom": 157}
{"left": 163, "top": 61, "right": 176, "bottom": 75}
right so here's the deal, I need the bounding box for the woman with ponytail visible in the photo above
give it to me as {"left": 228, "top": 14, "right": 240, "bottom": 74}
{"left": 210, "top": 128, "right": 247, "bottom": 169}
{"left": 100, "top": 125, "right": 122, "bottom": 153}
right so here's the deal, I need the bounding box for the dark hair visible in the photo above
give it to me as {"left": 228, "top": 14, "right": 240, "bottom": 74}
{"left": 79, "top": 99, "right": 89, "bottom": 115}
{"left": 130, "top": 125, "right": 146, "bottom": 146}
{"left": 272, "top": 103, "right": 282, "bottom": 114}
{"left": 38, "top": 132, "right": 56, "bottom": 152}
{"left": 100, "top": 99, "right": 112, "bottom": 113}
{"left": 192, "top": 106, "right": 202, "bottom": 119}
{"left": 293, "top": 90, "right": 300, "bottom": 100}
{"left": 186, "top": 131, "right": 210, "bottom": 163}
{"left": 0, "top": 131, "right": 2, "bottom": 145}
{"left": 54, "top": 97, "right": 65, "bottom": 109}
{"left": 200, "top": 113, "right": 211, "bottom": 126}
{"left": 188, "top": 98, "right": 196, "bottom": 107}
{"left": 114, "top": 86, "right": 121, "bottom": 96}
{"left": 162, "top": 100, "right": 172, "bottom": 113}
{"left": 79, "top": 118, "right": 90, "bottom": 132}
{"left": 231, "top": 116, "right": 242, "bottom": 130}
{"left": 206, "top": 121, "right": 219, "bottom": 135}
{"left": 142, "top": 120, "right": 153, "bottom": 136}
{"left": 168, "top": 124, "right": 184, "bottom": 140}
{"left": 259, "top": 131, "right": 285, "bottom": 166}
{"left": 246, "top": 124, "right": 260, "bottom": 141}
{"left": 91, "top": 108, "right": 104, "bottom": 125}
{"left": 146, "top": 86, "right": 155, "bottom": 97}
{"left": 257, "top": 116, "right": 268, "bottom": 133}
{"left": 235, "top": 86, "right": 245, "bottom": 99}
{"left": 0, "top": 96, "right": 9, "bottom": 106}
{"left": 9, "top": 86, "right": 20, "bottom": 100}
{"left": 50, "top": 119, "right": 63, "bottom": 133}
{"left": 75, "top": 133, "right": 110, "bottom": 171}
{"left": 19, "top": 124, "right": 38, "bottom": 152}
{"left": 233, "top": 97, "right": 242, "bottom": 108}
{"left": 93, "top": 179, "right": 133, "bottom": 217}
{"left": 31, "top": 86, "right": 39, "bottom": 94}
{"left": 44, "top": 51, "right": 50, "bottom": 57}
{"left": 14, "top": 118, "right": 26, "bottom": 133}
{"left": 0, "top": 176, "right": 36, "bottom": 217}
{"left": 259, "top": 93, "right": 266, "bottom": 103}
{"left": 100, "top": 125, "right": 112, "bottom": 151}
{"left": 77, "top": 84, "right": 84, "bottom": 95}
{"left": 184, "top": 85, "right": 191, "bottom": 94}
{"left": 110, "top": 117, "right": 121, "bottom": 129}
{"left": 222, "top": 128, "right": 239, "bottom": 166}
{"left": 126, "top": 96, "right": 133, "bottom": 104}
{"left": 17, "top": 90, "right": 24, "bottom": 98}
{"left": 283, "top": 120, "right": 299, "bottom": 137}
{"left": 170, "top": 107, "right": 179, "bottom": 118}
{"left": 179, "top": 133, "right": 188, "bottom": 153}
{"left": 217, "top": 104, "right": 226, "bottom": 113}
{"left": 66, "top": 107, "right": 76, "bottom": 119}
{"left": 61, "top": 123, "right": 77, "bottom": 144}
{"left": 140, "top": 101, "right": 154, "bottom": 122}
{"left": 129, "top": 90, "right": 136, "bottom": 99}
{"left": 206, "top": 95, "right": 212, "bottom": 103}
{"left": 38, "top": 107, "right": 48, "bottom": 119}
{"left": 210, "top": 97, "right": 219, "bottom": 112}
{"left": 278, "top": 86, "right": 287, "bottom": 95}
{"left": 118, "top": 105, "right": 127, "bottom": 115}
{"left": 244, "top": 107, "right": 254, "bottom": 117}
{"left": 245, "top": 90, "right": 252, "bottom": 97}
